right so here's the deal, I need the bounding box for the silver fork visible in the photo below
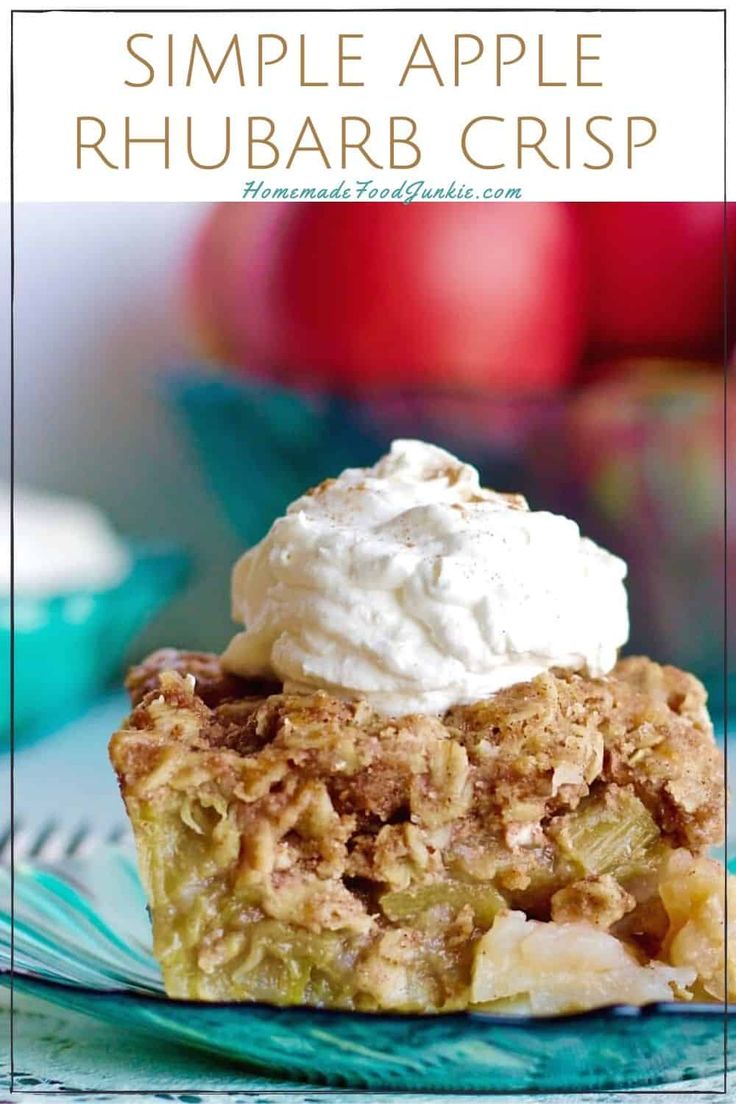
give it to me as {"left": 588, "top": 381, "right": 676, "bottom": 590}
{"left": 0, "top": 820, "right": 131, "bottom": 865}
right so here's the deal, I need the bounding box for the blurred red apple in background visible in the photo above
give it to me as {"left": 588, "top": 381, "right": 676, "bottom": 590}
{"left": 188, "top": 203, "right": 585, "bottom": 393}
{"left": 582, "top": 203, "right": 736, "bottom": 361}
{"left": 187, "top": 204, "right": 259, "bottom": 364}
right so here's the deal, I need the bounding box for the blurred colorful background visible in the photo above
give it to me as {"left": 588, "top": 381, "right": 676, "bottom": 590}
{"left": 4, "top": 200, "right": 735, "bottom": 748}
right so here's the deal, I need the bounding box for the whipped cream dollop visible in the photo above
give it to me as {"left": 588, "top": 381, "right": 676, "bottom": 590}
{"left": 222, "top": 440, "right": 629, "bottom": 716}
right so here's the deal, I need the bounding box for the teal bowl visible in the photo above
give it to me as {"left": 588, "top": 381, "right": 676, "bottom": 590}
{"left": 1, "top": 544, "right": 190, "bottom": 747}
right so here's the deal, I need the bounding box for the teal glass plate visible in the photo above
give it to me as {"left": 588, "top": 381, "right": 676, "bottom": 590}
{"left": 0, "top": 848, "right": 732, "bottom": 1093}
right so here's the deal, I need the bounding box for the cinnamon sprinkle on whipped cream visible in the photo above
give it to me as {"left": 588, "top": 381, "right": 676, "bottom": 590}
{"left": 222, "top": 440, "right": 629, "bottom": 716}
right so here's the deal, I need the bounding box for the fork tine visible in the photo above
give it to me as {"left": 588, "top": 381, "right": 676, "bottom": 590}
{"left": 107, "top": 825, "right": 129, "bottom": 847}
{"left": 0, "top": 819, "right": 129, "bottom": 863}
{"left": 13, "top": 820, "right": 36, "bottom": 863}
{"left": 30, "top": 821, "right": 64, "bottom": 863}
{"left": 72, "top": 828, "right": 100, "bottom": 859}
{"left": 67, "top": 825, "right": 94, "bottom": 856}
{"left": 0, "top": 821, "right": 13, "bottom": 864}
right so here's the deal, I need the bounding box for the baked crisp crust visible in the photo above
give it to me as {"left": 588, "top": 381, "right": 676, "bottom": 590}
{"left": 110, "top": 652, "right": 727, "bottom": 1012}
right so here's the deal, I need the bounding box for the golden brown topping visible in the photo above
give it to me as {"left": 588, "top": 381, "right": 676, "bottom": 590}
{"left": 551, "top": 875, "right": 635, "bottom": 929}
{"left": 126, "top": 648, "right": 279, "bottom": 708}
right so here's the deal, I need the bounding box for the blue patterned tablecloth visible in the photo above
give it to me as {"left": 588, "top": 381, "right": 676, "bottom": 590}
{"left": 1, "top": 698, "right": 732, "bottom": 1102}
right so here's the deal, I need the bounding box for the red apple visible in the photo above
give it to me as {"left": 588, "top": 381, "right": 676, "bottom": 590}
{"left": 188, "top": 203, "right": 585, "bottom": 393}
{"left": 186, "top": 204, "right": 259, "bottom": 363}
{"left": 581, "top": 203, "right": 736, "bottom": 361}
